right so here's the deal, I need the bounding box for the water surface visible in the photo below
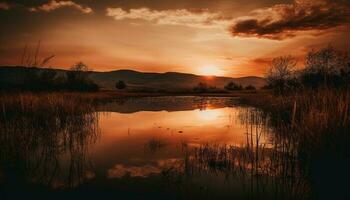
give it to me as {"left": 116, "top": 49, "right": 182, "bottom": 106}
{"left": 0, "top": 96, "right": 307, "bottom": 199}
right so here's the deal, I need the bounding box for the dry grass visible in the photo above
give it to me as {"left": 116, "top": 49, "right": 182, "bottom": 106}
{"left": 0, "top": 92, "right": 99, "bottom": 129}
{"left": 166, "top": 89, "right": 349, "bottom": 199}
{"left": 240, "top": 89, "right": 350, "bottom": 178}
{"left": 270, "top": 89, "right": 350, "bottom": 154}
{"left": 0, "top": 92, "right": 100, "bottom": 188}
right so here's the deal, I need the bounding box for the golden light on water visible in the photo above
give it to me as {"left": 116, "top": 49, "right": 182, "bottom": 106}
{"left": 195, "top": 109, "right": 223, "bottom": 121}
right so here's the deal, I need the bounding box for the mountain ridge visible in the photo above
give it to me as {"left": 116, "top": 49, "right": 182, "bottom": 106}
{"left": 0, "top": 66, "right": 266, "bottom": 90}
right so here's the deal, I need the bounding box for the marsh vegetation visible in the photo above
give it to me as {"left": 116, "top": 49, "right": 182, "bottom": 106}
{"left": 0, "top": 93, "right": 100, "bottom": 199}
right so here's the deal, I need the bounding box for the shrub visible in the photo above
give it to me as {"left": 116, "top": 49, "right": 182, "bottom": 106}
{"left": 244, "top": 85, "right": 256, "bottom": 90}
{"left": 65, "top": 62, "right": 99, "bottom": 92}
{"left": 193, "top": 82, "right": 208, "bottom": 93}
{"left": 225, "top": 81, "right": 243, "bottom": 90}
{"left": 115, "top": 80, "right": 127, "bottom": 90}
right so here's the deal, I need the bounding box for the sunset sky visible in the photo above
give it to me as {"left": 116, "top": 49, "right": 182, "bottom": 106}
{"left": 0, "top": 0, "right": 349, "bottom": 77}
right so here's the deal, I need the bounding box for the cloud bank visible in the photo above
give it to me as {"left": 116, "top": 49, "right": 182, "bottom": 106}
{"left": 29, "top": 0, "right": 93, "bottom": 14}
{"left": 229, "top": 0, "right": 350, "bottom": 40}
{"left": 106, "top": 7, "right": 230, "bottom": 28}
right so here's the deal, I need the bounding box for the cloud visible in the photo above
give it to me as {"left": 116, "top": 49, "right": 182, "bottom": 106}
{"left": 0, "top": 2, "right": 11, "bottom": 10}
{"left": 29, "top": 0, "right": 93, "bottom": 14}
{"left": 106, "top": 7, "right": 230, "bottom": 28}
{"left": 107, "top": 164, "right": 161, "bottom": 178}
{"left": 229, "top": 0, "right": 350, "bottom": 40}
{"left": 250, "top": 57, "right": 273, "bottom": 66}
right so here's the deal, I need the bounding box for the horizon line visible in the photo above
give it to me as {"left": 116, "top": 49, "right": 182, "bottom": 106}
{"left": 0, "top": 65, "right": 265, "bottom": 79}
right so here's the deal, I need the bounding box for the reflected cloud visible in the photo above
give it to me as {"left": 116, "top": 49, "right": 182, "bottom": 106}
{"left": 107, "top": 159, "right": 181, "bottom": 179}
{"left": 107, "top": 164, "right": 161, "bottom": 178}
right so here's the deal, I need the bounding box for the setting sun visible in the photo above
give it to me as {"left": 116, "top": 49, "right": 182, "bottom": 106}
{"left": 198, "top": 66, "right": 224, "bottom": 76}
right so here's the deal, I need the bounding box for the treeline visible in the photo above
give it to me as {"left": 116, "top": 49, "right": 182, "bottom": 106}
{"left": 266, "top": 46, "right": 349, "bottom": 94}
{"left": 193, "top": 81, "right": 256, "bottom": 93}
{"left": 0, "top": 62, "right": 99, "bottom": 92}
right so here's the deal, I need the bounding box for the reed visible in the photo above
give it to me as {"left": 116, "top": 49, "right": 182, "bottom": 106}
{"left": 0, "top": 92, "right": 100, "bottom": 188}
{"left": 240, "top": 89, "right": 350, "bottom": 147}
{"left": 0, "top": 92, "right": 98, "bottom": 128}
{"left": 267, "top": 89, "right": 349, "bottom": 156}
{"left": 240, "top": 88, "right": 350, "bottom": 192}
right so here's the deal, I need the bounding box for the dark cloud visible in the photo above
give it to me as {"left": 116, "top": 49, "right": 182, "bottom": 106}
{"left": 251, "top": 57, "right": 273, "bottom": 66}
{"left": 230, "top": 0, "right": 350, "bottom": 40}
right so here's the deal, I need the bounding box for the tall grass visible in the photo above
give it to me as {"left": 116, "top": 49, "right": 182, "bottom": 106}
{"left": 256, "top": 89, "right": 350, "bottom": 157}
{"left": 237, "top": 88, "right": 350, "bottom": 198}
{"left": 0, "top": 92, "right": 100, "bottom": 188}
{"left": 161, "top": 89, "right": 350, "bottom": 199}
{"left": 159, "top": 107, "right": 309, "bottom": 200}
{"left": 240, "top": 89, "right": 350, "bottom": 149}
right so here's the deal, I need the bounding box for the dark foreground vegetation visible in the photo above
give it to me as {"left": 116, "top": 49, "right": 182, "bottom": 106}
{"left": 0, "top": 62, "right": 99, "bottom": 92}
{"left": 237, "top": 46, "right": 350, "bottom": 199}
{"left": 0, "top": 93, "right": 100, "bottom": 199}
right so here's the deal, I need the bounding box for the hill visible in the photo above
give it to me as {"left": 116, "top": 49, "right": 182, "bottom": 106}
{"left": 0, "top": 66, "right": 266, "bottom": 91}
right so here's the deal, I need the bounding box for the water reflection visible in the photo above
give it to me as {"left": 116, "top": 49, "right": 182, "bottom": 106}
{"left": 0, "top": 97, "right": 309, "bottom": 199}
{"left": 0, "top": 111, "right": 99, "bottom": 193}
{"left": 98, "top": 96, "right": 237, "bottom": 113}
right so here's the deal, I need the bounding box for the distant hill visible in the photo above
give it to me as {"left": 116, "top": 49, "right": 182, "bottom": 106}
{"left": 0, "top": 66, "right": 266, "bottom": 91}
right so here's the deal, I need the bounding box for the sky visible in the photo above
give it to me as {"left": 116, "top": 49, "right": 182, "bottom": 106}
{"left": 0, "top": 0, "right": 349, "bottom": 77}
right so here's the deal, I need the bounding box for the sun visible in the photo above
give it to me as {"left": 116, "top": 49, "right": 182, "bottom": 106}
{"left": 198, "top": 66, "right": 223, "bottom": 76}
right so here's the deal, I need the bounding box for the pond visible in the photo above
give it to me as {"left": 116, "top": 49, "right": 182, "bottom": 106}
{"left": 0, "top": 96, "right": 308, "bottom": 200}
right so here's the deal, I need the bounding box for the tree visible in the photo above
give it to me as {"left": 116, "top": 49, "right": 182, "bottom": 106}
{"left": 115, "top": 80, "right": 127, "bottom": 90}
{"left": 67, "top": 62, "right": 90, "bottom": 83}
{"left": 225, "top": 81, "right": 243, "bottom": 91}
{"left": 266, "top": 55, "right": 297, "bottom": 94}
{"left": 66, "top": 62, "right": 99, "bottom": 91}
{"left": 193, "top": 82, "right": 208, "bottom": 93}
{"left": 302, "top": 46, "right": 350, "bottom": 88}
{"left": 245, "top": 85, "right": 256, "bottom": 90}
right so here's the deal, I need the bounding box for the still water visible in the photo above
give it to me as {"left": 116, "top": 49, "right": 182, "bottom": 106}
{"left": 0, "top": 97, "right": 308, "bottom": 200}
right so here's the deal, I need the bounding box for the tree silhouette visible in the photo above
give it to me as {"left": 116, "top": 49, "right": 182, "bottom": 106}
{"left": 225, "top": 81, "right": 243, "bottom": 90}
{"left": 193, "top": 82, "right": 208, "bottom": 93}
{"left": 302, "top": 46, "right": 350, "bottom": 88}
{"left": 66, "top": 62, "right": 99, "bottom": 91}
{"left": 115, "top": 80, "right": 127, "bottom": 90}
{"left": 266, "top": 55, "right": 297, "bottom": 94}
{"left": 67, "top": 62, "right": 90, "bottom": 83}
{"left": 245, "top": 85, "right": 256, "bottom": 90}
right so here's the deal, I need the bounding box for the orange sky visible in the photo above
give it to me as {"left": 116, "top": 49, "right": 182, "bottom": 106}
{"left": 0, "top": 0, "right": 349, "bottom": 77}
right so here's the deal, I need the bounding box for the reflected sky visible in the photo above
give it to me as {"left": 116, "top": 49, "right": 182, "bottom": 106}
{"left": 0, "top": 96, "right": 307, "bottom": 199}
{"left": 91, "top": 106, "right": 271, "bottom": 179}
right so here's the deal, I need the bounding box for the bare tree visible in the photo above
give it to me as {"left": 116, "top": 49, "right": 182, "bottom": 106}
{"left": 67, "top": 62, "right": 90, "bottom": 83}
{"left": 66, "top": 62, "right": 99, "bottom": 91}
{"left": 115, "top": 80, "right": 127, "bottom": 90}
{"left": 304, "top": 45, "right": 349, "bottom": 87}
{"left": 266, "top": 55, "right": 297, "bottom": 94}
